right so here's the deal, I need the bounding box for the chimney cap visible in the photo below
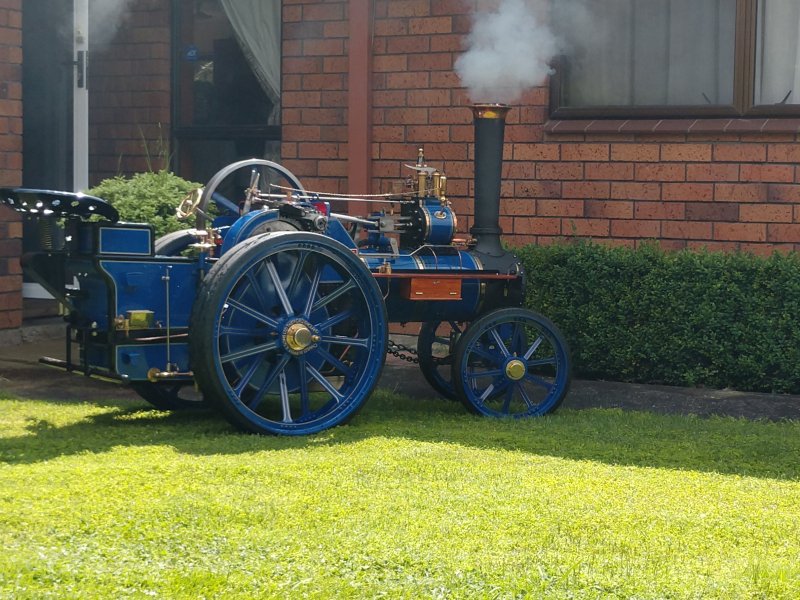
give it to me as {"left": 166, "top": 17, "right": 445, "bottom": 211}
{"left": 471, "top": 103, "right": 511, "bottom": 120}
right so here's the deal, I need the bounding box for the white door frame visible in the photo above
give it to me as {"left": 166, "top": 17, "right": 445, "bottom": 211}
{"left": 73, "top": 0, "right": 89, "bottom": 192}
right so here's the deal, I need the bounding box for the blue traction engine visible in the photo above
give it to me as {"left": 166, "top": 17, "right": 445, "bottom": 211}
{"left": 1, "top": 104, "right": 572, "bottom": 435}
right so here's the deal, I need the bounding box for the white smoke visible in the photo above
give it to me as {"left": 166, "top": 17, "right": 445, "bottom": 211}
{"left": 455, "top": 0, "right": 559, "bottom": 104}
{"left": 90, "top": 0, "right": 136, "bottom": 46}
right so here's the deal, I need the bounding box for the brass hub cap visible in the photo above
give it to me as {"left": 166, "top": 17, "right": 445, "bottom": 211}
{"left": 505, "top": 359, "right": 526, "bottom": 381}
{"left": 283, "top": 320, "right": 319, "bottom": 355}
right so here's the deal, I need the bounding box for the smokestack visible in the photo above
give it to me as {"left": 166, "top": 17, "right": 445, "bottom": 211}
{"left": 470, "top": 103, "right": 510, "bottom": 257}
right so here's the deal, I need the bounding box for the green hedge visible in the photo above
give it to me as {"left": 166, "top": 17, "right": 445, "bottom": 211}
{"left": 516, "top": 242, "right": 800, "bottom": 394}
{"left": 89, "top": 170, "right": 202, "bottom": 239}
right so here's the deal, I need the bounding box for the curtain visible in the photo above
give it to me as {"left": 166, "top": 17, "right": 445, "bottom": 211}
{"left": 555, "top": 0, "right": 736, "bottom": 107}
{"left": 756, "top": 0, "right": 800, "bottom": 105}
{"left": 219, "top": 0, "right": 281, "bottom": 108}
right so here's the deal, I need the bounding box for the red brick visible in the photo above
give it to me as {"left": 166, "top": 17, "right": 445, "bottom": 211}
{"left": 514, "top": 217, "right": 561, "bottom": 235}
{"left": 685, "top": 203, "right": 739, "bottom": 222}
{"left": 515, "top": 181, "right": 562, "bottom": 199}
{"left": 610, "top": 220, "right": 661, "bottom": 238}
{"left": 686, "top": 163, "right": 740, "bottom": 182}
{"left": 768, "top": 224, "right": 800, "bottom": 243}
{"left": 713, "top": 143, "right": 766, "bottom": 162}
{"left": 714, "top": 223, "right": 766, "bottom": 242}
{"left": 635, "top": 163, "right": 686, "bottom": 182}
{"left": 561, "top": 143, "right": 609, "bottom": 161}
{"left": 585, "top": 200, "right": 633, "bottom": 219}
{"left": 635, "top": 201, "right": 685, "bottom": 220}
{"left": 768, "top": 144, "right": 800, "bottom": 163}
{"left": 563, "top": 218, "right": 610, "bottom": 237}
{"left": 536, "top": 163, "right": 583, "bottom": 180}
{"left": 610, "top": 143, "right": 660, "bottom": 162}
{"left": 562, "top": 182, "right": 610, "bottom": 200}
{"left": 611, "top": 182, "right": 661, "bottom": 201}
{"left": 716, "top": 183, "right": 768, "bottom": 203}
{"left": 585, "top": 162, "right": 634, "bottom": 181}
{"left": 513, "top": 144, "right": 559, "bottom": 161}
{"left": 409, "top": 17, "right": 452, "bottom": 34}
{"left": 662, "top": 222, "right": 713, "bottom": 240}
{"left": 740, "top": 164, "right": 794, "bottom": 183}
{"left": 537, "top": 199, "right": 583, "bottom": 217}
{"left": 661, "top": 143, "right": 712, "bottom": 162}
{"left": 739, "top": 204, "right": 793, "bottom": 223}
{"left": 662, "top": 183, "right": 714, "bottom": 202}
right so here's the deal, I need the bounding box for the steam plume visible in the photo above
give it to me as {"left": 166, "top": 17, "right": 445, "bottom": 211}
{"left": 90, "top": 0, "right": 136, "bottom": 46}
{"left": 455, "top": 0, "right": 558, "bottom": 104}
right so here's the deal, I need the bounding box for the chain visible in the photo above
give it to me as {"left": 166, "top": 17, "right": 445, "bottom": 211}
{"left": 387, "top": 339, "right": 419, "bottom": 364}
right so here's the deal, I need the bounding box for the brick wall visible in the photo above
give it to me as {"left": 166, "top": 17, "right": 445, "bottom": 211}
{"left": 283, "top": 0, "right": 800, "bottom": 253}
{"left": 88, "top": 0, "right": 171, "bottom": 185}
{"left": 0, "top": 0, "right": 23, "bottom": 330}
{"left": 282, "top": 0, "right": 350, "bottom": 194}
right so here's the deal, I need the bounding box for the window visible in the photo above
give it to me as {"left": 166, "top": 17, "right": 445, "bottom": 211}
{"left": 551, "top": 0, "right": 800, "bottom": 118}
{"left": 172, "top": 0, "right": 281, "bottom": 182}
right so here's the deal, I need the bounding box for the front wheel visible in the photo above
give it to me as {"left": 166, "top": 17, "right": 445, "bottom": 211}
{"left": 190, "top": 231, "right": 387, "bottom": 435}
{"left": 453, "top": 308, "right": 571, "bottom": 418}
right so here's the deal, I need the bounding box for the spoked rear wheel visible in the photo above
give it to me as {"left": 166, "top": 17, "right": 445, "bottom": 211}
{"left": 453, "top": 308, "right": 571, "bottom": 418}
{"left": 190, "top": 231, "right": 387, "bottom": 435}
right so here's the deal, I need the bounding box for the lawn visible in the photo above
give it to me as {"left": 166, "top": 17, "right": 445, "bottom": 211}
{"left": 1, "top": 389, "right": 799, "bottom": 599}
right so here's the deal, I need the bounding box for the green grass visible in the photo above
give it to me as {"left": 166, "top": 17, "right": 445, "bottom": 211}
{"left": 1, "top": 390, "right": 799, "bottom": 599}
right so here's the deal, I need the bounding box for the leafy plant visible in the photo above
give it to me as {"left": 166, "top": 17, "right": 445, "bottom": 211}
{"left": 517, "top": 241, "right": 800, "bottom": 393}
{"left": 88, "top": 170, "right": 202, "bottom": 239}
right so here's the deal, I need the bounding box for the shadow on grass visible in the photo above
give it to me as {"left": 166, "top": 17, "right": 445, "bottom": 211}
{"left": 1, "top": 390, "right": 799, "bottom": 481}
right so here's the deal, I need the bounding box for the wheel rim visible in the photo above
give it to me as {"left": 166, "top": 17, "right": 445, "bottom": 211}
{"left": 457, "top": 310, "right": 570, "bottom": 417}
{"left": 196, "top": 159, "right": 306, "bottom": 229}
{"left": 206, "top": 237, "right": 385, "bottom": 434}
{"left": 417, "top": 320, "right": 463, "bottom": 400}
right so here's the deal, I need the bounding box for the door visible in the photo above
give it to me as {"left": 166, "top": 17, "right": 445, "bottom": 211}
{"left": 21, "top": 0, "right": 88, "bottom": 316}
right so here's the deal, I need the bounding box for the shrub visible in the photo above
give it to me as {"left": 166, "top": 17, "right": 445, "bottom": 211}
{"left": 89, "top": 170, "right": 202, "bottom": 239}
{"left": 516, "top": 241, "right": 800, "bottom": 394}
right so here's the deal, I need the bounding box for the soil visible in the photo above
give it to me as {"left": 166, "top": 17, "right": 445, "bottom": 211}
{"left": 2, "top": 336, "right": 799, "bottom": 423}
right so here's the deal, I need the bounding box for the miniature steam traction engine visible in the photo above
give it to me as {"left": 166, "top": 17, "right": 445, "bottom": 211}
{"left": 1, "top": 105, "right": 571, "bottom": 435}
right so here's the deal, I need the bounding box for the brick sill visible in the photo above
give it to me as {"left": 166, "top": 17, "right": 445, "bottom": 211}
{"left": 544, "top": 118, "right": 800, "bottom": 135}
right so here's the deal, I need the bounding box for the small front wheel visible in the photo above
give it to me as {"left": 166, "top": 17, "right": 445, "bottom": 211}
{"left": 453, "top": 308, "right": 571, "bottom": 418}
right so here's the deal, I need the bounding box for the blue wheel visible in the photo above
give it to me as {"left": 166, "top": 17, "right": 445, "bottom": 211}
{"left": 190, "top": 231, "right": 387, "bottom": 435}
{"left": 453, "top": 308, "right": 571, "bottom": 417}
{"left": 417, "top": 321, "right": 464, "bottom": 400}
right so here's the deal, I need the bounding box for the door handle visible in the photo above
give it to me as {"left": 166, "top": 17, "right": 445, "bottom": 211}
{"left": 75, "top": 50, "right": 87, "bottom": 89}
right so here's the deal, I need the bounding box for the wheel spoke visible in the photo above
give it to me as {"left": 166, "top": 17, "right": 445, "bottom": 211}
{"left": 517, "top": 384, "right": 538, "bottom": 409}
{"left": 311, "top": 279, "right": 357, "bottom": 313}
{"left": 266, "top": 259, "right": 295, "bottom": 317}
{"left": 247, "top": 353, "right": 291, "bottom": 410}
{"left": 316, "top": 308, "right": 355, "bottom": 332}
{"left": 488, "top": 328, "right": 511, "bottom": 358}
{"left": 524, "top": 372, "right": 555, "bottom": 392}
{"left": 477, "top": 382, "right": 497, "bottom": 402}
{"left": 278, "top": 370, "right": 292, "bottom": 423}
{"left": 220, "top": 325, "right": 267, "bottom": 337}
{"left": 523, "top": 335, "right": 545, "bottom": 360}
{"left": 226, "top": 298, "right": 279, "bottom": 329}
{"left": 320, "top": 334, "right": 369, "bottom": 348}
{"left": 313, "top": 346, "right": 355, "bottom": 378}
{"left": 297, "top": 356, "right": 310, "bottom": 417}
{"left": 306, "top": 363, "right": 345, "bottom": 402}
{"left": 220, "top": 340, "right": 280, "bottom": 364}
{"left": 303, "top": 265, "right": 323, "bottom": 317}
{"left": 234, "top": 355, "right": 263, "bottom": 396}
{"left": 469, "top": 344, "right": 503, "bottom": 366}
{"left": 526, "top": 356, "right": 557, "bottom": 368}
{"left": 501, "top": 385, "right": 515, "bottom": 414}
{"left": 285, "top": 250, "right": 309, "bottom": 303}
{"left": 244, "top": 269, "right": 271, "bottom": 313}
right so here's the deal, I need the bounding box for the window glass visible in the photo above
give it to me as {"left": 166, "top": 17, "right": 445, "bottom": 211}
{"left": 755, "top": 0, "right": 800, "bottom": 105}
{"left": 554, "top": 0, "right": 736, "bottom": 109}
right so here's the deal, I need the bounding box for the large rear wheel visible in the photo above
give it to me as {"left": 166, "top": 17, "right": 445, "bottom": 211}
{"left": 190, "top": 232, "right": 387, "bottom": 435}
